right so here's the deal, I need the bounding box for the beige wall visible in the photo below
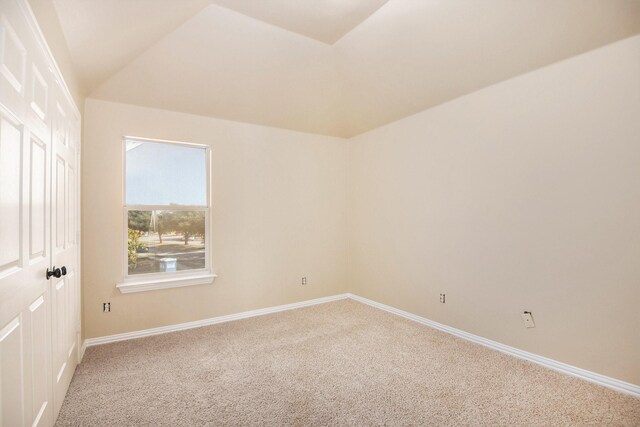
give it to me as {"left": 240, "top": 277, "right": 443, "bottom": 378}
{"left": 348, "top": 35, "right": 640, "bottom": 385}
{"left": 83, "top": 35, "right": 639, "bottom": 386}
{"left": 82, "top": 99, "right": 349, "bottom": 339}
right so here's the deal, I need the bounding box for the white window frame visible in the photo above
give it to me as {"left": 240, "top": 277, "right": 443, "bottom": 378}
{"left": 116, "top": 136, "right": 216, "bottom": 293}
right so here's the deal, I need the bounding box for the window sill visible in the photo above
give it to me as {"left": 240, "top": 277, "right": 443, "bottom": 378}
{"left": 116, "top": 273, "right": 217, "bottom": 294}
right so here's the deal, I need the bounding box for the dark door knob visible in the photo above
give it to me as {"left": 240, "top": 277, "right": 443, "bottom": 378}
{"left": 46, "top": 267, "right": 61, "bottom": 280}
{"left": 61, "top": 266, "right": 67, "bottom": 276}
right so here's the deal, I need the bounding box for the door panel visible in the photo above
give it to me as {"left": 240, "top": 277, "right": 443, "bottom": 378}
{"left": 55, "top": 156, "right": 65, "bottom": 251}
{"left": 29, "top": 65, "right": 47, "bottom": 121}
{"left": 29, "top": 136, "right": 47, "bottom": 260}
{"left": 0, "top": 113, "right": 22, "bottom": 273}
{"left": 28, "top": 295, "right": 52, "bottom": 427}
{"left": 0, "top": 14, "right": 26, "bottom": 95}
{"left": 67, "top": 166, "right": 76, "bottom": 245}
{"left": 53, "top": 277, "right": 67, "bottom": 382}
{"left": 66, "top": 270, "right": 76, "bottom": 358}
{"left": 0, "top": 317, "right": 24, "bottom": 427}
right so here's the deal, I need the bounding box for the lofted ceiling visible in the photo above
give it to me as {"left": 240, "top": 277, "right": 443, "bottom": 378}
{"left": 52, "top": 0, "right": 640, "bottom": 137}
{"left": 52, "top": 0, "right": 210, "bottom": 94}
{"left": 210, "top": 0, "right": 390, "bottom": 44}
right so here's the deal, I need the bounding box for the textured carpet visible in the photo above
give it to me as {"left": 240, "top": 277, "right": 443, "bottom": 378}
{"left": 56, "top": 299, "right": 640, "bottom": 426}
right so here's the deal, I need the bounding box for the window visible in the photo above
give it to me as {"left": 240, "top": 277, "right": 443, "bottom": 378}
{"left": 118, "top": 137, "right": 214, "bottom": 293}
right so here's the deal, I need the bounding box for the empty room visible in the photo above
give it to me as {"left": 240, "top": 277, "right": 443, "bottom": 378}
{"left": 1, "top": 0, "right": 639, "bottom": 425}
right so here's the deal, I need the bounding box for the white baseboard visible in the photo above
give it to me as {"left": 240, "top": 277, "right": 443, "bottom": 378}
{"left": 79, "top": 340, "right": 87, "bottom": 361}
{"left": 84, "top": 293, "right": 350, "bottom": 347}
{"left": 82, "top": 291, "right": 639, "bottom": 398}
{"left": 347, "top": 293, "right": 640, "bottom": 398}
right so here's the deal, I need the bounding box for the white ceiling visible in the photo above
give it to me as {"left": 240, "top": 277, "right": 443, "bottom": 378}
{"left": 53, "top": 0, "right": 640, "bottom": 137}
{"left": 210, "top": 0, "right": 390, "bottom": 44}
{"left": 52, "top": 0, "right": 210, "bottom": 93}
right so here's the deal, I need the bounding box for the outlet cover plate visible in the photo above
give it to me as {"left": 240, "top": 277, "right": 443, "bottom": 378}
{"left": 521, "top": 312, "right": 535, "bottom": 328}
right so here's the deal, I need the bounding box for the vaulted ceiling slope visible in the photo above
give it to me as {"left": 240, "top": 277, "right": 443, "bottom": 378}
{"left": 211, "top": 0, "right": 390, "bottom": 44}
{"left": 52, "top": 0, "right": 211, "bottom": 94}
{"left": 54, "top": 0, "right": 640, "bottom": 138}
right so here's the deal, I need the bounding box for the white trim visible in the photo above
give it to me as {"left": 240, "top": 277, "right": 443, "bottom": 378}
{"left": 85, "top": 293, "right": 350, "bottom": 347}
{"left": 79, "top": 340, "right": 86, "bottom": 361}
{"left": 347, "top": 293, "right": 640, "bottom": 398}
{"left": 125, "top": 205, "right": 208, "bottom": 211}
{"left": 82, "top": 292, "right": 640, "bottom": 398}
{"left": 122, "top": 137, "right": 213, "bottom": 283}
{"left": 116, "top": 273, "right": 217, "bottom": 294}
{"left": 124, "top": 135, "right": 208, "bottom": 150}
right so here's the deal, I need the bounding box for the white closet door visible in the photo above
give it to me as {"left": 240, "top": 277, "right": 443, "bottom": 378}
{"left": 0, "top": 0, "right": 80, "bottom": 426}
{"left": 50, "top": 87, "right": 80, "bottom": 420}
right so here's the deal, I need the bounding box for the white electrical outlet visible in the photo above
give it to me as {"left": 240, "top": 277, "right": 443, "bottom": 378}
{"left": 521, "top": 312, "right": 535, "bottom": 328}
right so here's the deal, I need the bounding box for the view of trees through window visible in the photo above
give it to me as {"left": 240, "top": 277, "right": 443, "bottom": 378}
{"left": 128, "top": 210, "right": 206, "bottom": 275}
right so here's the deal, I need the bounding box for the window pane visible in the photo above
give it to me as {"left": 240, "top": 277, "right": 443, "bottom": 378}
{"left": 125, "top": 140, "right": 206, "bottom": 206}
{"left": 128, "top": 210, "right": 206, "bottom": 275}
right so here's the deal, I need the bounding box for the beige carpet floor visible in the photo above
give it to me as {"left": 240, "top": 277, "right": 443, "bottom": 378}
{"left": 56, "top": 299, "right": 640, "bottom": 426}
